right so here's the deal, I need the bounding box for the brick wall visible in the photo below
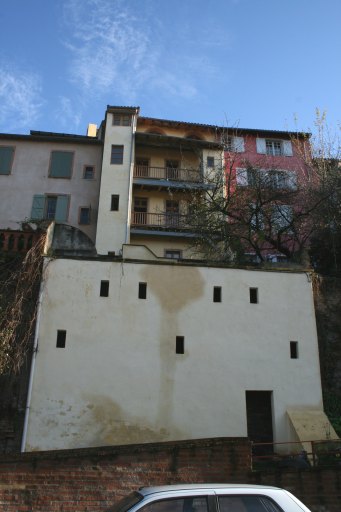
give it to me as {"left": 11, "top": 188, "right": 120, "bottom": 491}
{"left": 0, "top": 438, "right": 340, "bottom": 512}
{"left": 0, "top": 438, "right": 250, "bottom": 511}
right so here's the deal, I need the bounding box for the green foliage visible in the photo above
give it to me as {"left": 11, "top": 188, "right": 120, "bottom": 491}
{"left": 323, "top": 390, "right": 341, "bottom": 437}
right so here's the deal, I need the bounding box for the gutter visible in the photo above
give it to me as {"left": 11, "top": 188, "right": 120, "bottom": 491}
{"left": 125, "top": 114, "right": 137, "bottom": 245}
{"left": 20, "top": 266, "right": 46, "bottom": 452}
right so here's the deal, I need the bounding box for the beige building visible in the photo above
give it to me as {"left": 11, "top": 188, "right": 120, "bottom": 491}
{"left": 0, "top": 106, "right": 334, "bottom": 453}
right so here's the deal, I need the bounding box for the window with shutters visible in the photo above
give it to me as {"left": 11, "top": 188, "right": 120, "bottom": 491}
{"left": 49, "top": 151, "right": 74, "bottom": 178}
{"left": 256, "top": 138, "right": 293, "bottom": 157}
{"left": 0, "top": 146, "right": 15, "bottom": 175}
{"left": 236, "top": 168, "right": 297, "bottom": 189}
{"left": 31, "top": 194, "right": 70, "bottom": 222}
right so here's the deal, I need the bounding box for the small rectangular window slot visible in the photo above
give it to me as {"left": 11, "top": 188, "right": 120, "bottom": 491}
{"left": 213, "top": 286, "right": 222, "bottom": 302}
{"left": 249, "top": 287, "right": 258, "bottom": 304}
{"left": 290, "top": 341, "right": 299, "bottom": 359}
{"left": 100, "top": 280, "right": 109, "bottom": 297}
{"left": 138, "top": 282, "right": 147, "bottom": 299}
{"left": 56, "top": 330, "right": 66, "bottom": 348}
{"left": 176, "top": 336, "right": 184, "bottom": 354}
{"left": 111, "top": 195, "right": 120, "bottom": 211}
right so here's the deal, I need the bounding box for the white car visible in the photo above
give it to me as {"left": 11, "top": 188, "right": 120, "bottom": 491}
{"left": 108, "top": 484, "right": 312, "bottom": 512}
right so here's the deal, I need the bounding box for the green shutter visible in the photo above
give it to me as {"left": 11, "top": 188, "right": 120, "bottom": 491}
{"left": 31, "top": 195, "right": 45, "bottom": 220}
{"left": 55, "top": 195, "right": 69, "bottom": 222}
{"left": 50, "top": 151, "right": 73, "bottom": 178}
{"left": 0, "top": 146, "right": 14, "bottom": 174}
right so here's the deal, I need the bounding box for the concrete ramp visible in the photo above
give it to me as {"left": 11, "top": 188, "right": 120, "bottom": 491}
{"left": 287, "top": 409, "right": 339, "bottom": 455}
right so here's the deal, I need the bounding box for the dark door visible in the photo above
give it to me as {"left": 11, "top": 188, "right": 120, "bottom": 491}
{"left": 245, "top": 390, "right": 273, "bottom": 455}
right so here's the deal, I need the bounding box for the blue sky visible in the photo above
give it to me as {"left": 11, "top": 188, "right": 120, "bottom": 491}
{"left": 0, "top": 0, "right": 340, "bottom": 135}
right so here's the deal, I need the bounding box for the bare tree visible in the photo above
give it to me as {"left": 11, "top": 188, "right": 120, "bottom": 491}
{"left": 186, "top": 124, "right": 339, "bottom": 265}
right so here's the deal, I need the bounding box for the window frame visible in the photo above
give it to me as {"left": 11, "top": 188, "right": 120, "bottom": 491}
{"left": 83, "top": 165, "right": 95, "bottom": 179}
{"left": 111, "top": 195, "right": 120, "bottom": 211}
{"left": 110, "top": 145, "right": 124, "bottom": 165}
{"left": 79, "top": 206, "right": 91, "bottom": 225}
{"left": 112, "top": 113, "right": 132, "bottom": 126}
{"left": 164, "top": 249, "right": 182, "bottom": 259}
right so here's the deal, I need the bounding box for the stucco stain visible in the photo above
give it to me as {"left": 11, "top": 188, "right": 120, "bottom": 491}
{"left": 140, "top": 265, "right": 205, "bottom": 431}
{"left": 80, "top": 394, "right": 182, "bottom": 446}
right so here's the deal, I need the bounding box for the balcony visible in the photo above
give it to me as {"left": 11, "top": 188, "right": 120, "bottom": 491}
{"left": 134, "top": 165, "right": 202, "bottom": 185}
{"left": 131, "top": 212, "right": 195, "bottom": 236}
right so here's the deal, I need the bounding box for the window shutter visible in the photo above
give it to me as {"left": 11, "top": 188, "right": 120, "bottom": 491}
{"left": 236, "top": 168, "right": 248, "bottom": 186}
{"left": 50, "top": 151, "right": 73, "bottom": 178}
{"left": 31, "top": 195, "right": 45, "bottom": 220}
{"left": 256, "top": 138, "right": 266, "bottom": 154}
{"left": 55, "top": 195, "right": 69, "bottom": 222}
{"left": 0, "top": 146, "right": 14, "bottom": 174}
{"left": 282, "top": 140, "right": 293, "bottom": 156}
{"left": 233, "top": 136, "right": 245, "bottom": 153}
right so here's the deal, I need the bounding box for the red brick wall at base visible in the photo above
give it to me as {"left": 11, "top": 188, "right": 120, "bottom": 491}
{"left": 0, "top": 437, "right": 339, "bottom": 512}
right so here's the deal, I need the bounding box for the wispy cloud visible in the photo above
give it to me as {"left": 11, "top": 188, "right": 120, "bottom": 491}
{"left": 63, "top": 0, "right": 157, "bottom": 100}
{"left": 0, "top": 67, "right": 43, "bottom": 132}
{"left": 54, "top": 96, "right": 82, "bottom": 131}
{"left": 62, "top": 0, "right": 223, "bottom": 103}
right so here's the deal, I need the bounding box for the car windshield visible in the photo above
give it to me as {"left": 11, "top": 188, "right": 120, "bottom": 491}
{"left": 108, "top": 491, "right": 144, "bottom": 512}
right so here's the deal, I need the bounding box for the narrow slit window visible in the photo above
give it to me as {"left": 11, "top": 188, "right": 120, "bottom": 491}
{"left": 56, "top": 330, "right": 66, "bottom": 348}
{"left": 138, "top": 282, "right": 147, "bottom": 299}
{"left": 290, "top": 341, "right": 299, "bottom": 359}
{"left": 213, "top": 286, "right": 222, "bottom": 303}
{"left": 176, "top": 336, "right": 184, "bottom": 354}
{"left": 100, "top": 280, "right": 109, "bottom": 297}
{"left": 249, "top": 287, "right": 258, "bottom": 304}
{"left": 111, "top": 195, "right": 119, "bottom": 211}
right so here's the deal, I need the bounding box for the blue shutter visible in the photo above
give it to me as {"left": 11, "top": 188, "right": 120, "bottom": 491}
{"left": 31, "top": 195, "right": 45, "bottom": 220}
{"left": 55, "top": 195, "right": 69, "bottom": 222}
{"left": 0, "top": 146, "right": 14, "bottom": 174}
{"left": 50, "top": 151, "right": 73, "bottom": 178}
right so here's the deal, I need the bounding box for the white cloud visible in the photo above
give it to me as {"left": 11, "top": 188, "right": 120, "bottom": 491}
{"left": 0, "top": 68, "right": 43, "bottom": 132}
{"left": 54, "top": 96, "right": 82, "bottom": 131}
{"left": 62, "top": 0, "right": 201, "bottom": 102}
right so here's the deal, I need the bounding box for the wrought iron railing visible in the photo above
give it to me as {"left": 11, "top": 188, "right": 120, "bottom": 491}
{"left": 251, "top": 439, "right": 341, "bottom": 469}
{"left": 134, "top": 165, "right": 202, "bottom": 183}
{"left": 131, "top": 212, "right": 192, "bottom": 230}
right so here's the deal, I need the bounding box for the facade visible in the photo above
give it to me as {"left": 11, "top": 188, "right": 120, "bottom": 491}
{"left": 1, "top": 106, "right": 309, "bottom": 259}
{"left": 23, "top": 247, "right": 323, "bottom": 451}
{"left": 0, "top": 106, "right": 333, "bottom": 453}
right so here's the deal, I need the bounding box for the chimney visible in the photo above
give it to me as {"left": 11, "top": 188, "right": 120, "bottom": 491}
{"left": 87, "top": 123, "right": 97, "bottom": 137}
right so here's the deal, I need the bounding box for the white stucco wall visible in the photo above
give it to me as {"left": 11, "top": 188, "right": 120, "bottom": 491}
{"left": 95, "top": 112, "right": 137, "bottom": 255}
{"left": 24, "top": 258, "right": 322, "bottom": 451}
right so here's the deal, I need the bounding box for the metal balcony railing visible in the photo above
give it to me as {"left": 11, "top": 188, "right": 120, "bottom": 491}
{"left": 251, "top": 439, "right": 341, "bottom": 469}
{"left": 131, "top": 212, "right": 191, "bottom": 230}
{"left": 134, "top": 165, "right": 202, "bottom": 183}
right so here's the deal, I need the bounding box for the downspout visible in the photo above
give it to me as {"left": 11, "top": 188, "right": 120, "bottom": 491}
{"left": 20, "top": 263, "right": 46, "bottom": 452}
{"left": 125, "top": 113, "right": 137, "bottom": 245}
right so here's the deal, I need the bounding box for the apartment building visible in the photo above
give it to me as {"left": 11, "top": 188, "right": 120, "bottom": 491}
{"left": 1, "top": 106, "right": 333, "bottom": 454}
{"left": 1, "top": 106, "right": 308, "bottom": 259}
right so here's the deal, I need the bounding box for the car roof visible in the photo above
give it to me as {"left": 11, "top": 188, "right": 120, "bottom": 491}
{"left": 138, "top": 484, "right": 282, "bottom": 496}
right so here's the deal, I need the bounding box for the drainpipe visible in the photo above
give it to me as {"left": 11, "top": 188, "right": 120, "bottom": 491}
{"left": 125, "top": 113, "right": 137, "bottom": 245}
{"left": 20, "top": 265, "right": 45, "bottom": 452}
